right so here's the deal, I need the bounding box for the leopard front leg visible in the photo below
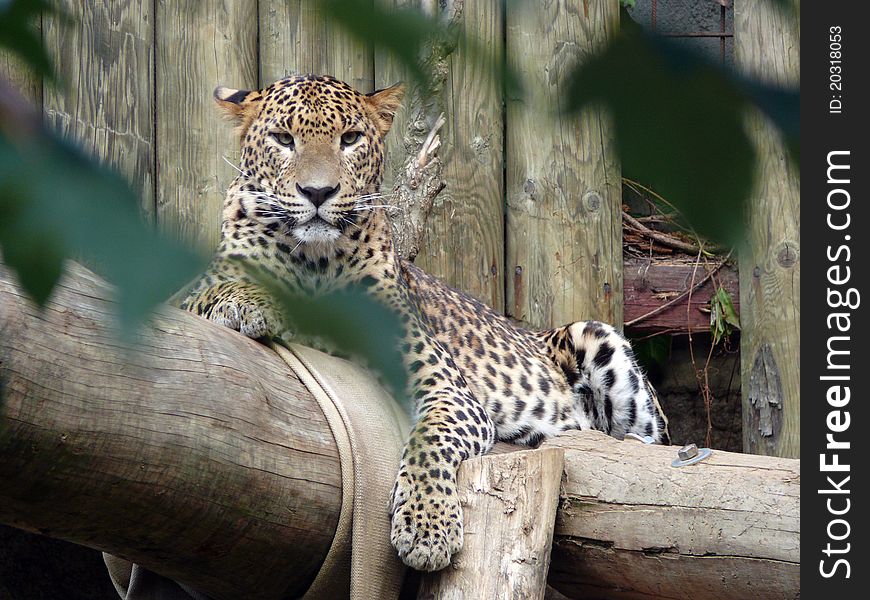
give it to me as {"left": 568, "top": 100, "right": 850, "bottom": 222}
{"left": 390, "top": 340, "right": 495, "bottom": 571}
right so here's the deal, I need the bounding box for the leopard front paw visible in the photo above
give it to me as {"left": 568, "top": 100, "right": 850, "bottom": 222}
{"left": 208, "top": 299, "right": 282, "bottom": 339}
{"left": 389, "top": 471, "right": 463, "bottom": 571}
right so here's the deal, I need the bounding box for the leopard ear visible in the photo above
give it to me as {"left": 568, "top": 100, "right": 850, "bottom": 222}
{"left": 365, "top": 83, "right": 405, "bottom": 136}
{"left": 214, "top": 86, "right": 263, "bottom": 137}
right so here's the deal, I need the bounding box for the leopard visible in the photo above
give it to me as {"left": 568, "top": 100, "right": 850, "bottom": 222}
{"left": 179, "top": 74, "right": 670, "bottom": 572}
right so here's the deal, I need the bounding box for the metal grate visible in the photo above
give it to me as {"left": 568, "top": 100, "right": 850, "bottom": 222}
{"left": 649, "top": 0, "right": 733, "bottom": 63}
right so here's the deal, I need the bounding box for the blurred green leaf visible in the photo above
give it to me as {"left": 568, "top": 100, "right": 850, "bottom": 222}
{"left": 245, "top": 264, "right": 409, "bottom": 404}
{"left": 322, "top": 0, "right": 521, "bottom": 96}
{"left": 0, "top": 130, "right": 207, "bottom": 331}
{"left": 323, "top": 0, "right": 443, "bottom": 88}
{"left": 735, "top": 74, "right": 800, "bottom": 162}
{"left": 0, "top": 0, "right": 56, "bottom": 81}
{"left": 565, "top": 10, "right": 798, "bottom": 245}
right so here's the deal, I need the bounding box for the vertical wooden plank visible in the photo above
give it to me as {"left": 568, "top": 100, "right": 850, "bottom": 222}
{"left": 735, "top": 0, "right": 800, "bottom": 458}
{"left": 0, "top": 15, "right": 42, "bottom": 107}
{"left": 416, "top": 0, "right": 505, "bottom": 312}
{"left": 155, "top": 1, "right": 258, "bottom": 251}
{"left": 505, "top": 0, "right": 621, "bottom": 330}
{"left": 42, "top": 2, "right": 154, "bottom": 220}
{"left": 259, "top": 0, "right": 373, "bottom": 91}
{"left": 374, "top": 0, "right": 414, "bottom": 194}
{"left": 378, "top": 0, "right": 505, "bottom": 311}
{"left": 0, "top": 52, "right": 41, "bottom": 105}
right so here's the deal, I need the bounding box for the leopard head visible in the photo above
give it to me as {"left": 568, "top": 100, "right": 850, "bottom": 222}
{"left": 215, "top": 75, "right": 404, "bottom": 248}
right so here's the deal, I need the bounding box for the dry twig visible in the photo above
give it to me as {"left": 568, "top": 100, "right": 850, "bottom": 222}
{"left": 622, "top": 211, "right": 709, "bottom": 256}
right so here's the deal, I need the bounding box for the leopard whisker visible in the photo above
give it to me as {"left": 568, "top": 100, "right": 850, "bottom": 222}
{"left": 351, "top": 204, "right": 403, "bottom": 212}
{"left": 222, "top": 155, "right": 247, "bottom": 176}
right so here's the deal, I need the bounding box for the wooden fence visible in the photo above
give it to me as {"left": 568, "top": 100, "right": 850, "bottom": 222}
{"left": 0, "top": 0, "right": 799, "bottom": 457}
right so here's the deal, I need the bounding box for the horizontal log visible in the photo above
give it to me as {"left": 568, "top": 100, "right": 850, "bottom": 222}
{"left": 624, "top": 256, "right": 739, "bottom": 335}
{"left": 1, "top": 261, "right": 796, "bottom": 600}
{"left": 0, "top": 261, "right": 341, "bottom": 600}
{"left": 544, "top": 431, "right": 799, "bottom": 600}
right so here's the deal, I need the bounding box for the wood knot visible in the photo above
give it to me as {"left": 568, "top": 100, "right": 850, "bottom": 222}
{"left": 583, "top": 191, "right": 601, "bottom": 211}
{"left": 775, "top": 242, "right": 799, "bottom": 269}
{"left": 523, "top": 179, "right": 537, "bottom": 200}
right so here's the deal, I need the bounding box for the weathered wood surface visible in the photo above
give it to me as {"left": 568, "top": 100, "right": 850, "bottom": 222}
{"left": 377, "top": 1, "right": 505, "bottom": 310}
{"left": 0, "top": 262, "right": 340, "bottom": 600}
{"left": 418, "top": 448, "right": 564, "bottom": 600}
{"left": 624, "top": 256, "right": 740, "bottom": 335}
{"left": 544, "top": 431, "right": 800, "bottom": 600}
{"left": 413, "top": 0, "right": 505, "bottom": 311}
{"left": 0, "top": 51, "right": 41, "bottom": 106}
{"left": 155, "top": 0, "right": 257, "bottom": 250}
{"left": 506, "top": 0, "right": 622, "bottom": 329}
{"left": 259, "top": 0, "right": 374, "bottom": 91}
{"left": 42, "top": 1, "right": 154, "bottom": 219}
{"left": 735, "top": 0, "right": 800, "bottom": 457}
{"left": 375, "top": 0, "right": 418, "bottom": 194}
{"left": 0, "top": 12, "right": 42, "bottom": 108}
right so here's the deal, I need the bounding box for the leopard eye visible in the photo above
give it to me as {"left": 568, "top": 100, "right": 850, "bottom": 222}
{"left": 272, "top": 131, "right": 295, "bottom": 149}
{"left": 340, "top": 131, "right": 362, "bottom": 147}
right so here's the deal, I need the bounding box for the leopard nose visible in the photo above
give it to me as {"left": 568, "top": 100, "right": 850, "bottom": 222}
{"left": 296, "top": 183, "right": 340, "bottom": 208}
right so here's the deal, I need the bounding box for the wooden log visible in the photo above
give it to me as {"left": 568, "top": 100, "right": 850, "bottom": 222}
{"left": 418, "top": 448, "right": 564, "bottom": 600}
{"left": 734, "top": 0, "right": 800, "bottom": 457}
{"left": 506, "top": 0, "right": 622, "bottom": 329}
{"left": 0, "top": 261, "right": 340, "bottom": 600}
{"left": 406, "top": 0, "right": 506, "bottom": 311}
{"left": 544, "top": 431, "right": 800, "bottom": 600}
{"left": 0, "top": 264, "right": 799, "bottom": 600}
{"left": 155, "top": 1, "right": 257, "bottom": 250}
{"left": 623, "top": 256, "right": 740, "bottom": 335}
{"left": 42, "top": 1, "right": 154, "bottom": 220}
{"left": 259, "top": 0, "right": 374, "bottom": 92}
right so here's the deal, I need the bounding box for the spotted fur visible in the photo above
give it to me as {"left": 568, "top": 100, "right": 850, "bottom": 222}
{"left": 180, "top": 74, "right": 670, "bottom": 572}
